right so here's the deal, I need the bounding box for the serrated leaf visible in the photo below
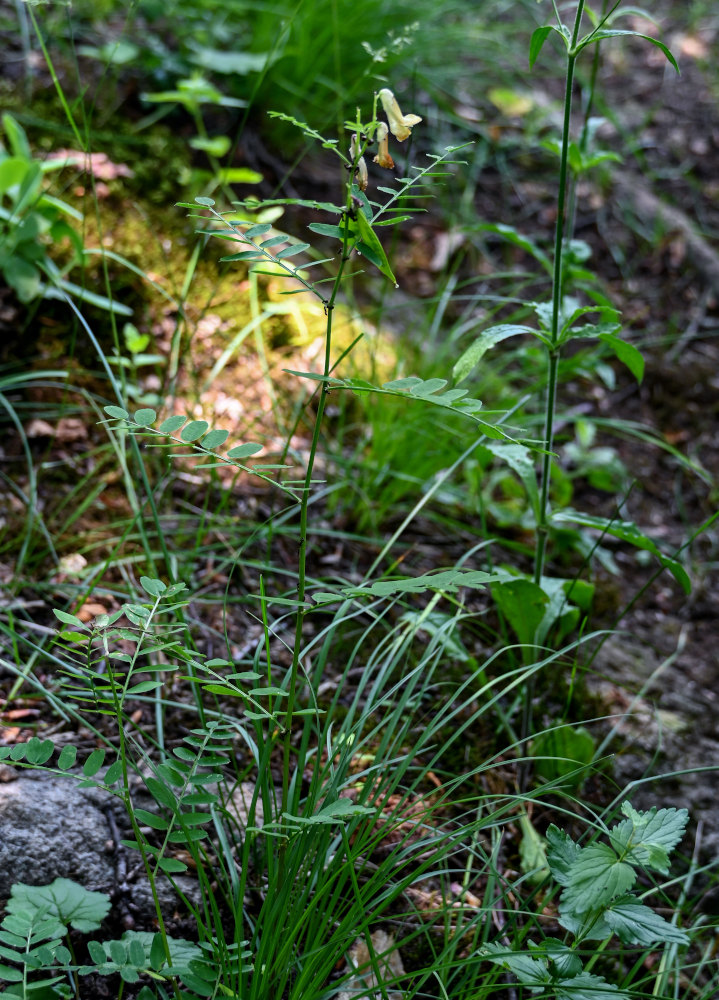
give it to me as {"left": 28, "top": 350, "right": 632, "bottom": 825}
{"left": 546, "top": 826, "right": 582, "bottom": 886}
{"left": 158, "top": 415, "right": 187, "bottom": 433}
{"left": 133, "top": 408, "right": 157, "bottom": 426}
{"left": 481, "top": 943, "right": 550, "bottom": 986}
{"left": 603, "top": 896, "right": 689, "bottom": 946}
{"left": 8, "top": 879, "right": 111, "bottom": 933}
{"left": 104, "top": 405, "right": 129, "bottom": 419}
{"left": 555, "top": 970, "right": 625, "bottom": 999}
{"left": 562, "top": 844, "right": 636, "bottom": 915}
{"left": 609, "top": 803, "right": 689, "bottom": 873}
{"left": 180, "top": 420, "right": 209, "bottom": 442}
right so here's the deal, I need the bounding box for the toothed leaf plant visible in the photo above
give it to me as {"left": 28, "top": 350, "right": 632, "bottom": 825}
{"left": 482, "top": 803, "right": 691, "bottom": 999}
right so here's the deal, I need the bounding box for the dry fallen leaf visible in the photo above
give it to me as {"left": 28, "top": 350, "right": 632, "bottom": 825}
{"left": 77, "top": 602, "right": 109, "bottom": 622}
{"left": 57, "top": 553, "right": 88, "bottom": 577}
{"left": 337, "top": 929, "right": 405, "bottom": 1000}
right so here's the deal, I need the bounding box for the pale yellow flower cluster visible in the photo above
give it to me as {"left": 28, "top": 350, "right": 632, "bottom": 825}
{"left": 350, "top": 88, "right": 421, "bottom": 191}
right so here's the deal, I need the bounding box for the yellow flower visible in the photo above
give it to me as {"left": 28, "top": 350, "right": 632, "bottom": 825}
{"left": 378, "top": 88, "right": 422, "bottom": 141}
{"left": 349, "top": 133, "right": 369, "bottom": 191}
{"left": 373, "top": 122, "right": 394, "bottom": 169}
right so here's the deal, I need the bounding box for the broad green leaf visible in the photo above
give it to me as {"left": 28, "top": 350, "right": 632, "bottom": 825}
{"left": 308, "top": 222, "right": 344, "bottom": 239}
{"left": 491, "top": 579, "right": 548, "bottom": 647}
{"left": 23, "top": 737, "right": 55, "bottom": 765}
{"left": 144, "top": 776, "right": 178, "bottom": 810}
{"left": 134, "top": 809, "right": 170, "bottom": 831}
{"left": 133, "top": 408, "right": 156, "bottom": 426}
{"left": 603, "top": 896, "right": 689, "bottom": 946}
{"left": 453, "top": 324, "right": 534, "bottom": 382}
{"left": 195, "top": 196, "right": 215, "bottom": 207}
{"left": 551, "top": 511, "right": 690, "bottom": 593}
{"left": 8, "top": 879, "right": 110, "bottom": 933}
{"left": 562, "top": 844, "right": 636, "bottom": 915}
{"left": 533, "top": 726, "right": 595, "bottom": 785}
{"left": 355, "top": 209, "right": 395, "bottom": 283}
{"left": 242, "top": 223, "right": 273, "bottom": 238}
{"left": 157, "top": 857, "right": 188, "bottom": 874}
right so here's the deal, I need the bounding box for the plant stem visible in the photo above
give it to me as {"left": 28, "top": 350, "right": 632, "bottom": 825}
{"left": 523, "top": 2, "right": 586, "bottom": 756}
{"left": 533, "top": 0, "right": 586, "bottom": 588}
{"left": 278, "top": 177, "right": 355, "bottom": 863}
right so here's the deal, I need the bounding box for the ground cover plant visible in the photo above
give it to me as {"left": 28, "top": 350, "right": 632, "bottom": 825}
{"left": 1, "top": 1, "right": 718, "bottom": 999}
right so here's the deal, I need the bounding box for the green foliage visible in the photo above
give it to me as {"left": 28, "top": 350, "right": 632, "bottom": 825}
{"left": 0, "top": 115, "right": 124, "bottom": 313}
{"left": 0, "top": 880, "right": 211, "bottom": 998}
{"left": 484, "top": 803, "right": 690, "bottom": 999}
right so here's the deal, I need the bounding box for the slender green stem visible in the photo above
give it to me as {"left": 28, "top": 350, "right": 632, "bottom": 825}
{"left": 524, "top": 1, "right": 586, "bottom": 755}
{"left": 278, "top": 163, "right": 357, "bottom": 867}
{"left": 533, "top": 0, "right": 586, "bottom": 587}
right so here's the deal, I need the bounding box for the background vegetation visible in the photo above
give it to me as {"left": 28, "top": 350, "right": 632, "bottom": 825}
{"left": 0, "top": 1, "right": 718, "bottom": 998}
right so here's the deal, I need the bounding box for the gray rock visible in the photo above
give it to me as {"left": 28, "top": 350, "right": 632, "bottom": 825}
{"left": 0, "top": 769, "right": 114, "bottom": 899}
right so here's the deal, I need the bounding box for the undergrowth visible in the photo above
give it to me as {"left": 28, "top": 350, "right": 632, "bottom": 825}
{"left": 0, "top": 2, "right": 718, "bottom": 1000}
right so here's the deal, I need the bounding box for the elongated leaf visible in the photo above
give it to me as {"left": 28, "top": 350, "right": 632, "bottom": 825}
{"left": 200, "top": 429, "right": 229, "bottom": 449}
{"left": 599, "top": 332, "right": 644, "bottom": 383}
{"left": 529, "top": 25, "right": 554, "bottom": 67}
{"left": 551, "top": 511, "right": 690, "bottom": 593}
{"left": 158, "top": 415, "right": 187, "bottom": 433}
{"left": 275, "top": 242, "right": 310, "bottom": 259}
{"left": 355, "top": 210, "right": 395, "bottom": 283}
{"left": 453, "top": 324, "right": 534, "bottom": 382}
{"left": 579, "top": 29, "right": 679, "bottom": 73}
{"left": 104, "top": 405, "right": 129, "bottom": 419}
{"left": 181, "top": 420, "right": 209, "bottom": 442}
{"left": 83, "top": 749, "right": 106, "bottom": 777}
{"left": 308, "top": 222, "right": 344, "bottom": 239}
{"left": 133, "top": 408, "right": 156, "bottom": 426}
